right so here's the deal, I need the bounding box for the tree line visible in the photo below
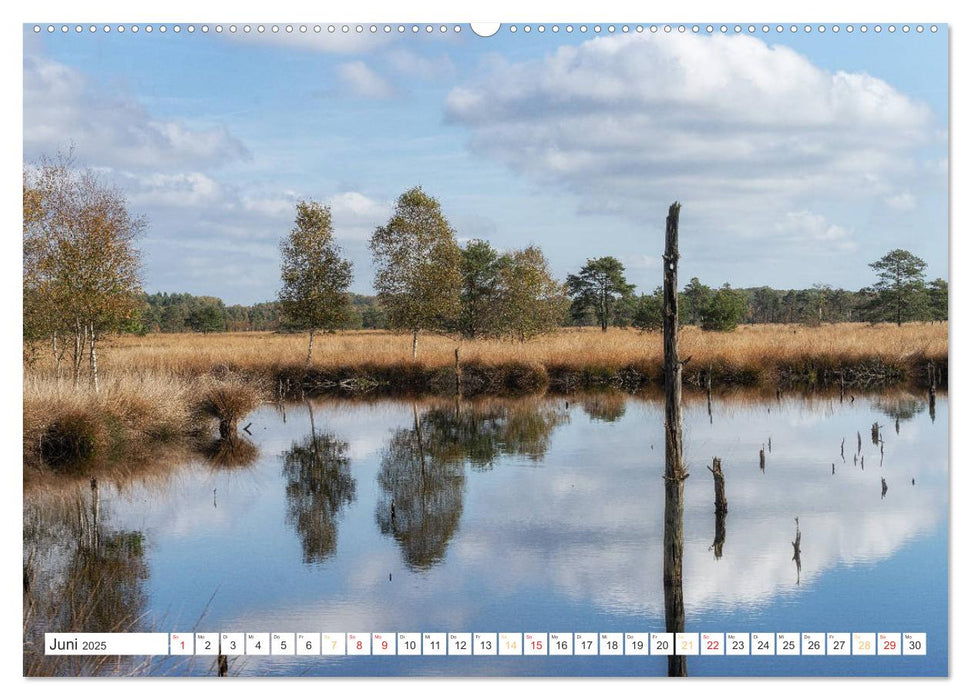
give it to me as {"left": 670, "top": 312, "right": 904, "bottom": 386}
{"left": 109, "top": 268, "right": 950, "bottom": 339}
{"left": 23, "top": 155, "right": 948, "bottom": 376}
{"left": 131, "top": 292, "right": 384, "bottom": 334}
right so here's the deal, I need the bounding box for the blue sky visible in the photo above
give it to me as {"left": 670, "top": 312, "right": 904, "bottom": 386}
{"left": 23, "top": 23, "right": 948, "bottom": 305}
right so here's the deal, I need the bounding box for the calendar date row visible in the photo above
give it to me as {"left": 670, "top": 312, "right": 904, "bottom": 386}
{"left": 46, "top": 632, "right": 926, "bottom": 657}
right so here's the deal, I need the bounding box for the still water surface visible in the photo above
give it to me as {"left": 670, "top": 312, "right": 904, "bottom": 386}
{"left": 24, "top": 390, "right": 947, "bottom": 676}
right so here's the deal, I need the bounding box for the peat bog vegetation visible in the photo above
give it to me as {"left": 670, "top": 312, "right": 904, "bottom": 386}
{"left": 23, "top": 322, "right": 946, "bottom": 477}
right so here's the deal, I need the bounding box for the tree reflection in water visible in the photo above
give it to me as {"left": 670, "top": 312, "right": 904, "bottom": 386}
{"left": 23, "top": 486, "right": 149, "bottom": 676}
{"left": 580, "top": 392, "right": 628, "bottom": 423}
{"left": 281, "top": 405, "right": 356, "bottom": 564}
{"left": 874, "top": 395, "right": 927, "bottom": 424}
{"left": 377, "top": 399, "right": 568, "bottom": 569}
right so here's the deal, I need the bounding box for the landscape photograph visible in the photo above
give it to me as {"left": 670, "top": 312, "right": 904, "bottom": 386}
{"left": 22, "top": 21, "right": 948, "bottom": 677}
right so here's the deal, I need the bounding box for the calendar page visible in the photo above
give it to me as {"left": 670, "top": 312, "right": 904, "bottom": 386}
{"left": 21, "top": 11, "right": 949, "bottom": 682}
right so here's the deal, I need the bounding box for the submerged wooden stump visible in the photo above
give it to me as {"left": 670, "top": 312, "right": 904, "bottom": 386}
{"left": 707, "top": 457, "right": 727, "bottom": 514}
{"left": 792, "top": 517, "right": 802, "bottom": 585}
{"left": 708, "top": 458, "right": 727, "bottom": 560}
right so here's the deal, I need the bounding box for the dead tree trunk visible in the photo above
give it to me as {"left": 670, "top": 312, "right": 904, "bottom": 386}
{"left": 708, "top": 457, "right": 727, "bottom": 560}
{"left": 708, "top": 457, "right": 727, "bottom": 513}
{"left": 412, "top": 330, "right": 419, "bottom": 360}
{"left": 712, "top": 509, "right": 726, "bottom": 560}
{"left": 662, "top": 201, "right": 687, "bottom": 678}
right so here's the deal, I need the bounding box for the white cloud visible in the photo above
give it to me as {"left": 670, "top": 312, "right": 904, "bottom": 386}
{"left": 445, "top": 33, "right": 938, "bottom": 253}
{"left": 337, "top": 61, "right": 395, "bottom": 99}
{"left": 774, "top": 210, "right": 856, "bottom": 252}
{"left": 327, "top": 191, "right": 392, "bottom": 240}
{"left": 23, "top": 52, "right": 248, "bottom": 170}
{"left": 241, "top": 195, "right": 299, "bottom": 218}
{"left": 126, "top": 172, "right": 224, "bottom": 209}
{"left": 885, "top": 192, "right": 917, "bottom": 211}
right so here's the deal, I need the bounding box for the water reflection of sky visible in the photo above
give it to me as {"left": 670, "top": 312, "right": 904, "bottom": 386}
{"left": 71, "top": 392, "right": 946, "bottom": 676}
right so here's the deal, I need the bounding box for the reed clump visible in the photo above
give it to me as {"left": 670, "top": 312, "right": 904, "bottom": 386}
{"left": 193, "top": 373, "right": 264, "bottom": 439}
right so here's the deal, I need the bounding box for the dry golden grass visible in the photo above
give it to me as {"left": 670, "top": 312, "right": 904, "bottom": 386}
{"left": 85, "top": 323, "right": 946, "bottom": 376}
{"left": 23, "top": 323, "right": 946, "bottom": 470}
{"left": 22, "top": 370, "right": 262, "bottom": 471}
{"left": 23, "top": 371, "right": 193, "bottom": 465}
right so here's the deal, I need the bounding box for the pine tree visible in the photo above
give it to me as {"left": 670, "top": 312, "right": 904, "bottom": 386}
{"left": 566, "top": 257, "right": 635, "bottom": 331}
{"left": 863, "top": 249, "right": 929, "bottom": 325}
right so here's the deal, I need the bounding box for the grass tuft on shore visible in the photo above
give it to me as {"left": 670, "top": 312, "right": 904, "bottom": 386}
{"left": 195, "top": 374, "right": 264, "bottom": 430}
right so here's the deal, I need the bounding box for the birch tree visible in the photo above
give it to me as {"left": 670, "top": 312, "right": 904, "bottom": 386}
{"left": 370, "top": 187, "right": 461, "bottom": 359}
{"left": 278, "top": 200, "right": 354, "bottom": 365}
{"left": 494, "top": 246, "right": 568, "bottom": 341}
{"left": 24, "top": 154, "right": 143, "bottom": 390}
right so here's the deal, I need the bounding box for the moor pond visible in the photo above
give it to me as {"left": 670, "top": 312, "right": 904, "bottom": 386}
{"left": 24, "top": 389, "right": 947, "bottom": 676}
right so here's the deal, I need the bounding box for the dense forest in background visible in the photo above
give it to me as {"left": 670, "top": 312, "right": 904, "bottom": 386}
{"left": 131, "top": 279, "right": 947, "bottom": 335}
{"left": 134, "top": 292, "right": 386, "bottom": 333}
